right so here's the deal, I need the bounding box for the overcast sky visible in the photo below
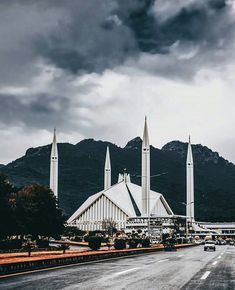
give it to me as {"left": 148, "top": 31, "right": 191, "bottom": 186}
{"left": 0, "top": 0, "right": 235, "bottom": 164}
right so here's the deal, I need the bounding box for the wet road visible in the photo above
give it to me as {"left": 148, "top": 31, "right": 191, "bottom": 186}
{"left": 0, "top": 245, "right": 234, "bottom": 289}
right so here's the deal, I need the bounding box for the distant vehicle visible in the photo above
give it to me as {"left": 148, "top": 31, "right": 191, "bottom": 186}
{"left": 229, "top": 240, "right": 234, "bottom": 246}
{"left": 204, "top": 240, "right": 216, "bottom": 251}
{"left": 194, "top": 240, "right": 202, "bottom": 245}
{"left": 216, "top": 239, "right": 226, "bottom": 245}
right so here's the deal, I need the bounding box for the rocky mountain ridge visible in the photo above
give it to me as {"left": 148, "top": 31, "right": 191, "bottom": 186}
{"left": 0, "top": 138, "right": 234, "bottom": 222}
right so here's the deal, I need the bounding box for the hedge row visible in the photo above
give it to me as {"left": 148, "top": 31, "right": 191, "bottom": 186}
{"left": 87, "top": 237, "right": 151, "bottom": 251}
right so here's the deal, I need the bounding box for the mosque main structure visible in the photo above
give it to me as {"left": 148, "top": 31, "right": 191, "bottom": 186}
{"left": 49, "top": 118, "right": 195, "bottom": 231}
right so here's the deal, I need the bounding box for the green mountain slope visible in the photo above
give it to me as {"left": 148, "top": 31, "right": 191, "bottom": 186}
{"left": 1, "top": 137, "right": 234, "bottom": 222}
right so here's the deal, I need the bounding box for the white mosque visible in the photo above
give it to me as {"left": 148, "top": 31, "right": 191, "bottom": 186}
{"left": 48, "top": 119, "right": 235, "bottom": 237}
{"left": 50, "top": 118, "right": 194, "bottom": 230}
{"left": 49, "top": 118, "right": 195, "bottom": 231}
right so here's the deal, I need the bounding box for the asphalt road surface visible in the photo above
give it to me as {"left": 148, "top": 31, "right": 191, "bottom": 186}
{"left": 0, "top": 245, "right": 234, "bottom": 290}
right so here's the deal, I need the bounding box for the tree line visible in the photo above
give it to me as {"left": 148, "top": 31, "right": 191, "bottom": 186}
{"left": 0, "top": 174, "right": 65, "bottom": 240}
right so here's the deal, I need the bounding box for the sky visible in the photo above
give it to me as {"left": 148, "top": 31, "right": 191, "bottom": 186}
{"left": 1, "top": 0, "right": 235, "bottom": 164}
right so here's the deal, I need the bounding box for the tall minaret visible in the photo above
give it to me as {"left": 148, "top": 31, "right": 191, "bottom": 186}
{"left": 142, "top": 117, "right": 150, "bottom": 216}
{"left": 186, "top": 135, "right": 194, "bottom": 221}
{"left": 50, "top": 128, "right": 58, "bottom": 199}
{"left": 104, "top": 146, "right": 111, "bottom": 190}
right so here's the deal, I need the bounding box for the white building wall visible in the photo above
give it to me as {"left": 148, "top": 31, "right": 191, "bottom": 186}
{"left": 74, "top": 195, "right": 127, "bottom": 231}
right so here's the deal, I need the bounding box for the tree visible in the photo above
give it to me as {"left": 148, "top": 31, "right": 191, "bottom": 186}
{"left": 0, "top": 174, "right": 17, "bottom": 238}
{"left": 15, "top": 184, "right": 65, "bottom": 237}
{"left": 102, "top": 218, "right": 117, "bottom": 235}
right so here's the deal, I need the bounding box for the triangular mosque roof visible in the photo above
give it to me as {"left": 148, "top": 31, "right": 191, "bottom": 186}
{"left": 67, "top": 180, "right": 173, "bottom": 223}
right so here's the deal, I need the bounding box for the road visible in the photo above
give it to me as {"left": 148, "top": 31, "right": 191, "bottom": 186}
{"left": 0, "top": 245, "right": 234, "bottom": 290}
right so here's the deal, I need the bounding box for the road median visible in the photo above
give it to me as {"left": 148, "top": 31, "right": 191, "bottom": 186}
{"left": 0, "top": 243, "right": 197, "bottom": 277}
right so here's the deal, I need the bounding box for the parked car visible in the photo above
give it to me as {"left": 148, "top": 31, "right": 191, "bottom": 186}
{"left": 204, "top": 240, "right": 216, "bottom": 251}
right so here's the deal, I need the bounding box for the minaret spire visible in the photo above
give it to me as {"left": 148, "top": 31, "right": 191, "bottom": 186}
{"left": 142, "top": 117, "right": 150, "bottom": 216}
{"left": 104, "top": 146, "right": 111, "bottom": 190}
{"left": 50, "top": 128, "right": 58, "bottom": 199}
{"left": 186, "top": 135, "right": 194, "bottom": 221}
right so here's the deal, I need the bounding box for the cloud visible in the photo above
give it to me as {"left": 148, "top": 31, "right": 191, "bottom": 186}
{"left": 0, "top": 0, "right": 234, "bottom": 80}
{"left": 0, "top": 0, "right": 235, "bottom": 164}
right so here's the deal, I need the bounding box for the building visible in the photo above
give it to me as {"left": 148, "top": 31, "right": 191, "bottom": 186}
{"left": 66, "top": 119, "right": 235, "bottom": 236}
{"left": 67, "top": 175, "right": 173, "bottom": 230}
{"left": 195, "top": 222, "right": 235, "bottom": 238}
{"left": 67, "top": 118, "right": 174, "bottom": 231}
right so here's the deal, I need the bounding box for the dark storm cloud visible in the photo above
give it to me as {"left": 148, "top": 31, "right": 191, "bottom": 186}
{"left": 121, "top": 0, "right": 228, "bottom": 54}
{"left": 33, "top": 0, "right": 232, "bottom": 72}
{"left": 0, "top": 0, "right": 233, "bottom": 80}
{"left": 33, "top": 0, "right": 138, "bottom": 74}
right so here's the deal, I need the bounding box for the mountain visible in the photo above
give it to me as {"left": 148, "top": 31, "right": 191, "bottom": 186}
{"left": 0, "top": 138, "right": 235, "bottom": 222}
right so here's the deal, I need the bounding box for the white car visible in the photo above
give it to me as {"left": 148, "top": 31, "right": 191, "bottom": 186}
{"left": 204, "top": 240, "right": 216, "bottom": 251}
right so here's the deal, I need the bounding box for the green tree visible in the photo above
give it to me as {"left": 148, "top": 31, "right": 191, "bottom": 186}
{"left": 0, "top": 174, "right": 17, "bottom": 238}
{"left": 102, "top": 218, "right": 117, "bottom": 235}
{"left": 16, "top": 184, "right": 65, "bottom": 238}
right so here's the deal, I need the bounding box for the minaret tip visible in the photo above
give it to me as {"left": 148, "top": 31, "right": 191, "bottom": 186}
{"left": 104, "top": 145, "right": 111, "bottom": 189}
{"left": 189, "top": 134, "right": 191, "bottom": 144}
{"left": 142, "top": 116, "right": 149, "bottom": 148}
{"left": 53, "top": 128, "right": 57, "bottom": 143}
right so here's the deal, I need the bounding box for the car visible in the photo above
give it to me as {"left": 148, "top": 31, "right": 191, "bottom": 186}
{"left": 204, "top": 240, "right": 216, "bottom": 251}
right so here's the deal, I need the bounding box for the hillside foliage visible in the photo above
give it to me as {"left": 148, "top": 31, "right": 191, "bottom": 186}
{"left": 1, "top": 138, "right": 235, "bottom": 222}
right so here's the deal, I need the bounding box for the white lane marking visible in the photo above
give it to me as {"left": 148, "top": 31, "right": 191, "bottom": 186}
{"left": 218, "top": 255, "right": 222, "bottom": 259}
{"left": 200, "top": 271, "right": 211, "bottom": 280}
{"left": 212, "top": 261, "right": 218, "bottom": 265}
{"left": 177, "top": 255, "right": 183, "bottom": 257}
{"left": 158, "top": 259, "right": 169, "bottom": 263}
{"left": 114, "top": 267, "right": 139, "bottom": 276}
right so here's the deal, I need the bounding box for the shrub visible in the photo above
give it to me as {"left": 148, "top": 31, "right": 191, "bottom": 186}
{"left": 102, "top": 236, "right": 109, "bottom": 243}
{"left": 142, "top": 238, "right": 151, "bottom": 248}
{"left": 114, "top": 238, "right": 126, "bottom": 250}
{"left": 84, "top": 235, "right": 89, "bottom": 242}
{"left": 36, "top": 239, "right": 49, "bottom": 248}
{"left": 53, "top": 235, "right": 61, "bottom": 241}
{"left": 128, "top": 239, "right": 139, "bottom": 248}
{"left": 0, "top": 239, "right": 22, "bottom": 250}
{"left": 88, "top": 236, "right": 102, "bottom": 250}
